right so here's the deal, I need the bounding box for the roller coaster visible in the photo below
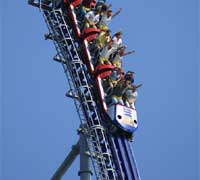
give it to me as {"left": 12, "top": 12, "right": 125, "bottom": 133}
{"left": 28, "top": 0, "right": 141, "bottom": 179}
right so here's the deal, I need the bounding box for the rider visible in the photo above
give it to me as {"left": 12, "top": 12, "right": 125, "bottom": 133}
{"left": 84, "top": 8, "right": 101, "bottom": 29}
{"left": 111, "top": 47, "right": 135, "bottom": 68}
{"left": 99, "top": 40, "right": 115, "bottom": 64}
{"left": 94, "top": 29, "right": 111, "bottom": 51}
{"left": 98, "top": 8, "right": 122, "bottom": 31}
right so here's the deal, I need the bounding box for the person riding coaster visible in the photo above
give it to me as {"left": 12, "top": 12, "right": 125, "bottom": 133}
{"left": 98, "top": 8, "right": 122, "bottom": 31}
{"left": 109, "top": 73, "right": 142, "bottom": 108}
{"left": 98, "top": 40, "right": 115, "bottom": 65}
{"left": 110, "top": 46, "right": 135, "bottom": 68}
{"left": 90, "top": 29, "right": 111, "bottom": 57}
{"left": 102, "top": 67, "right": 124, "bottom": 97}
{"left": 77, "top": 0, "right": 97, "bottom": 21}
{"left": 82, "top": 0, "right": 97, "bottom": 11}
{"left": 124, "top": 90, "right": 138, "bottom": 108}
{"left": 83, "top": 8, "right": 101, "bottom": 29}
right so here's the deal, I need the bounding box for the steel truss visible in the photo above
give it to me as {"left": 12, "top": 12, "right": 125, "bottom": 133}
{"left": 42, "top": 8, "right": 118, "bottom": 180}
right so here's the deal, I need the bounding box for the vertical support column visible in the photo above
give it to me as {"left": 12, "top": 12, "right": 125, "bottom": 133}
{"left": 78, "top": 131, "right": 93, "bottom": 180}
{"left": 51, "top": 140, "right": 80, "bottom": 180}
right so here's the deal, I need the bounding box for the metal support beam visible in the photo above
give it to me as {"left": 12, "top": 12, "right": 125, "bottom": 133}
{"left": 78, "top": 132, "right": 93, "bottom": 180}
{"left": 51, "top": 140, "right": 80, "bottom": 180}
{"left": 28, "top": 0, "right": 52, "bottom": 11}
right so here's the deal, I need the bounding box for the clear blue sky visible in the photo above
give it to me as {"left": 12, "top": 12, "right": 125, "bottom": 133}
{"left": 1, "top": 0, "right": 199, "bottom": 180}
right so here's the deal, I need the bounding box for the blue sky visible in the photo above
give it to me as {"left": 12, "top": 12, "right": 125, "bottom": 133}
{"left": 1, "top": 0, "right": 199, "bottom": 180}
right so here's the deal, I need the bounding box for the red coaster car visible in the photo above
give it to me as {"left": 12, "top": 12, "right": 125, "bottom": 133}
{"left": 81, "top": 28, "right": 101, "bottom": 42}
{"left": 64, "top": 0, "right": 82, "bottom": 7}
{"left": 94, "top": 64, "right": 115, "bottom": 79}
{"left": 81, "top": 28, "right": 101, "bottom": 73}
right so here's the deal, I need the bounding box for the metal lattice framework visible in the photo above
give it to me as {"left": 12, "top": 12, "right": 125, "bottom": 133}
{"left": 43, "top": 8, "right": 118, "bottom": 180}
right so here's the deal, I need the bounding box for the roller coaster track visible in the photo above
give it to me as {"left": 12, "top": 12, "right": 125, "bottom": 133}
{"left": 28, "top": 1, "right": 141, "bottom": 180}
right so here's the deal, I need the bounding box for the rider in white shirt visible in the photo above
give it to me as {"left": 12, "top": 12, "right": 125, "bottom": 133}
{"left": 99, "top": 40, "right": 115, "bottom": 64}
{"left": 112, "top": 32, "right": 123, "bottom": 50}
{"left": 99, "top": 8, "right": 122, "bottom": 30}
{"left": 84, "top": 9, "right": 100, "bottom": 28}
